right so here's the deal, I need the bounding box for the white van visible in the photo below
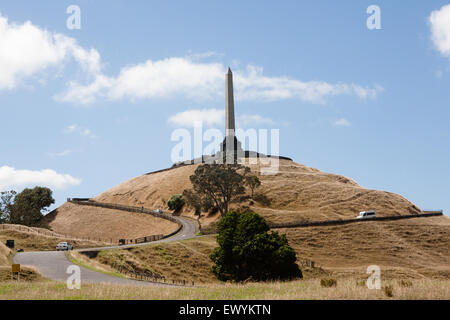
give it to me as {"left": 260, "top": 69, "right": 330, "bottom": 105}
{"left": 357, "top": 210, "right": 376, "bottom": 219}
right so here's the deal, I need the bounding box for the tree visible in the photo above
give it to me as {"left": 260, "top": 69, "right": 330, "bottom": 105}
{"left": 182, "top": 189, "right": 203, "bottom": 215}
{"left": 9, "top": 187, "right": 54, "bottom": 226}
{"left": 0, "top": 190, "right": 17, "bottom": 223}
{"left": 187, "top": 164, "right": 250, "bottom": 217}
{"left": 167, "top": 194, "right": 185, "bottom": 212}
{"left": 183, "top": 189, "right": 213, "bottom": 233}
{"left": 210, "top": 211, "right": 302, "bottom": 282}
{"left": 245, "top": 175, "right": 261, "bottom": 198}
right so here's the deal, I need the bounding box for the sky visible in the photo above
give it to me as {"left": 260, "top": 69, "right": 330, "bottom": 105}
{"left": 0, "top": 1, "right": 449, "bottom": 216}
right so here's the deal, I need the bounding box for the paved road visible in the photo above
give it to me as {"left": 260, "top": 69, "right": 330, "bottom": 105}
{"left": 13, "top": 215, "right": 198, "bottom": 286}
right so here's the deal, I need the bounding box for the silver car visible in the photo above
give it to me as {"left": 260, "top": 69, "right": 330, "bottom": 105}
{"left": 56, "top": 242, "right": 73, "bottom": 251}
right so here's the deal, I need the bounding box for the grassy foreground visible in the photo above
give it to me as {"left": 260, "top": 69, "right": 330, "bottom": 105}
{"left": 0, "top": 278, "right": 449, "bottom": 300}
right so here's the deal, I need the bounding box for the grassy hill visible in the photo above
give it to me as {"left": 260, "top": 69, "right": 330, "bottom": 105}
{"left": 0, "top": 224, "right": 110, "bottom": 251}
{"left": 41, "top": 202, "right": 179, "bottom": 242}
{"left": 94, "top": 158, "right": 421, "bottom": 228}
{"left": 40, "top": 157, "right": 450, "bottom": 282}
{"left": 0, "top": 242, "right": 10, "bottom": 267}
{"left": 75, "top": 216, "right": 450, "bottom": 283}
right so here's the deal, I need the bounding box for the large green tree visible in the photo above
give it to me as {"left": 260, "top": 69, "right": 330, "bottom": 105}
{"left": 186, "top": 164, "right": 251, "bottom": 217}
{"left": 9, "top": 187, "right": 54, "bottom": 226}
{"left": 210, "top": 211, "right": 302, "bottom": 282}
{"left": 0, "top": 190, "right": 16, "bottom": 224}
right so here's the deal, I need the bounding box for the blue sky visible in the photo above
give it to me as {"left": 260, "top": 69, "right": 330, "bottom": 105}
{"left": 0, "top": 1, "right": 449, "bottom": 216}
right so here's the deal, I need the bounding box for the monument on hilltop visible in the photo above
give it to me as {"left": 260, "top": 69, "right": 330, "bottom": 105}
{"left": 175, "top": 66, "right": 291, "bottom": 166}
{"left": 220, "top": 67, "right": 243, "bottom": 161}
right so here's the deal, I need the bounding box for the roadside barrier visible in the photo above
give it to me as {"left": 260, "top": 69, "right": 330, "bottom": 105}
{"left": 0, "top": 223, "right": 112, "bottom": 244}
{"left": 269, "top": 211, "right": 444, "bottom": 229}
{"left": 123, "top": 269, "right": 194, "bottom": 287}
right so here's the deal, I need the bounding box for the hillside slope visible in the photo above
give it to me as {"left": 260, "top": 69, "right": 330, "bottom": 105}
{"left": 0, "top": 242, "right": 10, "bottom": 266}
{"left": 41, "top": 202, "right": 178, "bottom": 241}
{"left": 0, "top": 225, "right": 109, "bottom": 251}
{"left": 95, "top": 158, "right": 421, "bottom": 226}
{"left": 80, "top": 216, "right": 450, "bottom": 282}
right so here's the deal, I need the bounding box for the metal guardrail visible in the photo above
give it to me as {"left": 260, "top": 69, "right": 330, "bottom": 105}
{"left": 269, "top": 211, "right": 444, "bottom": 229}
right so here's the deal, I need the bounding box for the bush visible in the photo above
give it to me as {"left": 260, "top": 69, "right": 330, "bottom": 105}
{"left": 320, "top": 278, "right": 337, "bottom": 288}
{"left": 398, "top": 279, "right": 412, "bottom": 287}
{"left": 210, "top": 211, "right": 302, "bottom": 282}
{"left": 167, "top": 194, "right": 185, "bottom": 212}
{"left": 383, "top": 285, "right": 394, "bottom": 297}
{"left": 253, "top": 194, "right": 271, "bottom": 206}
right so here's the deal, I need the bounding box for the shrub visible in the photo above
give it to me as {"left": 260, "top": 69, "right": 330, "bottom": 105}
{"left": 167, "top": 194, "right": 185, "bottom": 212}
{"left": 398, "top": 279, "right": 413, "bottom": 287}
{"left": 210, "top": 211, "right": 302, "bottom": 282}
{"left": 253, "top": 193, "right": 271, "bottom": 206}
{"left": 320, "top": 278, "right": 337, "bottom": 288}
{"left": 355, "top": 279, "right": 366, "bottom": 287}
{"left": 383, "top": 285, "right": 394, "bottom": 297}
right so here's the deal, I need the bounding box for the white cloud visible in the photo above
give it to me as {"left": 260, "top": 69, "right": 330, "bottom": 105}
{"left": 63, "top": 124, "right": 96, "bottom": 138}
{"left": 57, "top": 57, "right": 383, "bottom": 105}
{"left": 168, "top": 108, "right": 224, "bottom": 128}
{"left": 234, "top": 65, "right": 383, "bottom": 103}
{"left": 0, "top": 12, "right": 101, "bottom": 90}
{"left": 334, "top": 118, "right": 351, "bottom": 127}
{"left": 429, "top": 5, "right": 450, "bottom": 57}
{"left": 0, "top": 166, "right": 81, "bottom": 191}
{"left": 0, "top": 12, "right": 383, "bottom": 105}
{"left": 56, "top": 58, "right": 224, "bottom": 104}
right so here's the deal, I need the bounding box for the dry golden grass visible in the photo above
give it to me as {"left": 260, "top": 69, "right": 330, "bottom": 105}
{"left": 84, "top": 236, "right": 219, "bottom": 284}
{"left": 0, "top": 266, "right": 42, "bottom": 282}
{"left": 0, "top": 242, "right": 10, "bottom": 266}
{"left": 0, "top": 229, "right": 108, "bottom": 252}
{"left": 93, "top": 158, "right": 421, "bottom": 229}
{"left": 282, "top": 216, "right": 450, "bottom": 279}
{"left": 41, "top": 202, "right": 178, "bottom": 241}
{"left": 78, "top": 216, "right": 450, "bottom": 284}
{"left": 0, "top": 278, "right": 449, "bottom": 300}
{"left": 66, "top": 251, "right": 127, "bottom": 279}
{"left": 1, "top": 224, "right": 70, "bottom": 238}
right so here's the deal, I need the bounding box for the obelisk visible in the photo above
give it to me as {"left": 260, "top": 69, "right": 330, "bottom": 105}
{"left": 225, "top": 67, "right": 235, "bottom": 138}
{"left": 221, "top": 67, "right": 242, "bottom": 162}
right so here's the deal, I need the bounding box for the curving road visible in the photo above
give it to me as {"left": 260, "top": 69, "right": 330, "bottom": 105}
{"left": 13, "top": 215, "right": 198, "bottom": 286}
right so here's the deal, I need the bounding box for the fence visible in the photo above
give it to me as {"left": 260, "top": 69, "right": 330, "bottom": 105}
{"left": 77, "top": 253, "right": 194, "bottom": 286}
{"left": 269, "top": 211, "right": 444, "bottom": 229}
{"left": 67, "top": 199, "right": 183, "bottom": 245}
{"left": 0, "top": 223, "right": 112, "bottom": 244}
{"left": 299, "top": 259, "right": 317, "bottom": 269}
{"left": 123, "top": 270, "right": 194, "bottom": 287}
